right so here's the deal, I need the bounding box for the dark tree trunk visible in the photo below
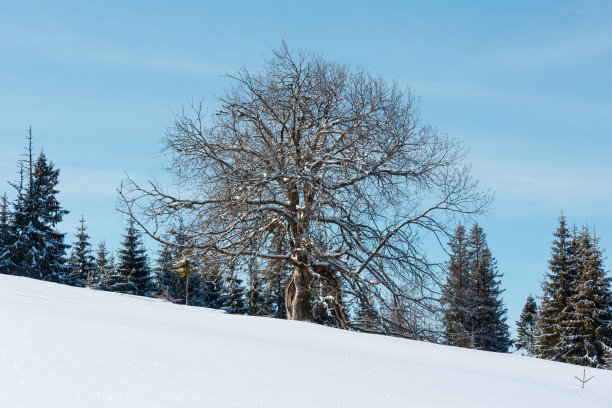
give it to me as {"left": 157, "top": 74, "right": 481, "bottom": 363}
{"left": 285, "top": 263, "right": 313, "bottom": 321}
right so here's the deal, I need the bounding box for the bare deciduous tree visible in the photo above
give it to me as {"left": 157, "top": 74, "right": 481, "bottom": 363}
{"left": 119, "top": 44, "right": 489, "bottom": 337}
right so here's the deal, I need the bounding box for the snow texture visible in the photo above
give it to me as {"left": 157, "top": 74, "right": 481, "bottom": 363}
{"left": 1, "top": 274, "right": 611, "bottom": 407}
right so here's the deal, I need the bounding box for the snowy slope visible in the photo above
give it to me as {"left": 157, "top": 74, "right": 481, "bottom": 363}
{"left": 1, "top": 275, "right": 611, "bottom": 408}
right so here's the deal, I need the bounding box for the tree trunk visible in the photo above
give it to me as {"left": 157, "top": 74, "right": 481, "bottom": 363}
{"left": 285, "top": 263, "right": 313, "bottom": 321}
{"left": 185, "top": 274, "right": 189, "bottom": 306}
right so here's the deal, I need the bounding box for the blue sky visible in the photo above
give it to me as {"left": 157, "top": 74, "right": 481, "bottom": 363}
{"left": 1, "top": 0, "right": 611, "bottom": 331}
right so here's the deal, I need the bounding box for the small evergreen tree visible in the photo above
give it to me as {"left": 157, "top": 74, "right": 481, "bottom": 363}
{"left": 246, "top": 259, "right": 266, "bottom": 316}
{"left": 355, "top": 294, "right": 380, "bottom": 332}
{"left": 155, "top": 240, "right": 183, "bottom": 302}
{"left": 114, "top": 219, "right": 153, "bottom": 296}
{"left": 558, "top": 226, "right": 612, "bottom": 368}
{"left": 65, "top": 215, "right": 96, "bottom": 287}
{"left": 0, "top": 193, "right": 13, "bottom": 273}
{"left": 515, "top": 295, "right": 538, "bottom": 355}
{"left": 262, "top": 270, "right": 287, "bottom": 319}
{"left": 94, "top": 241, "right": 114, "bottom": 290}
{"left": 220, "top": 272, "right": 246, "bottom": 314}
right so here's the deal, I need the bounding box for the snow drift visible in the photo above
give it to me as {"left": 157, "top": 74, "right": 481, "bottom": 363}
{"left": 1, "top": 274, "right": 611, "bottom": 407}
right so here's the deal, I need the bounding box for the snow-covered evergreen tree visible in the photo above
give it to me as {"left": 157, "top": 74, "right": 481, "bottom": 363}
{"left": 515, "top": 295, "right": 538, "bottom": 355}
{"left": 442, "top": 224, "right": 472, "bottom": 347}
{"left": 64, "top": 215, "right": 96, "bottom": 287}
{"left": 535, "top": 214, "right": 577, "bottom": 361}
{"left": 557, "top": 226, "right": 612, "bottom": 368}
{"left": 4, "top": 135, "right": 69, "bottom": 282}
{"left": 442, "top": 223, "right": 510, "bottom": 352}
{"left": 355, "top": 294, "right": 380, "bottom": 332}
{"left": 467, "top": 224, "right": 511, "bottom": 352}
{"left": 260, "top": 229, "right": 289, "bottom": 318}
{"left": 220, "top": 273, "right": 246, "bottom": 314}
{"left": 94, "top": 241, "right": 114, "bottom": 290}
{"left": 114, "top": 219, "right": 153, "bottom": 296}
{"left": 0, "top": 193, "right": 13, "bottom": 273}
{"left": 246, "top": 259, "right": 266, "bottom": 316}
{"left": 155, "top": 240, "right": 183, "bottom": 302}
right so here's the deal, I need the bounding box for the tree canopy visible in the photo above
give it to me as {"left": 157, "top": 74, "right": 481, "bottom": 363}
{"left": 119, "top": 44, "right": 488, "bottom": 337}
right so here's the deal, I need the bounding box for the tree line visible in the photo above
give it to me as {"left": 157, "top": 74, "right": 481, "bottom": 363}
{"left": 1, "top": 130, "right": 611, "bottom": 369}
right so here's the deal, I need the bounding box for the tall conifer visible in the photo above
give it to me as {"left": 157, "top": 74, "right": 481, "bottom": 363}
{"left": 467, "top": 224, "right": 511, "bottom": 352}
{"left": 442, "top": 224, "right": 472, "bottom": 347}
{"left": 558, "top": 226, "right": 612, "bottom": 368}
{"left": 6, "top": 138, "right": 69, "bottom": 282}
{"left": 536, "top": 214, "right": 576, "bottom": 360}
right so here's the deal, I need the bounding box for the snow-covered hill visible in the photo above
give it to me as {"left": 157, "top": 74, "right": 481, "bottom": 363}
{"left": 1, "top": 274, "right": 611, "bottom": 407}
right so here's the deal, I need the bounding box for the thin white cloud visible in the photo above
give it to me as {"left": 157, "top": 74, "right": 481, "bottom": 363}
{"left": 0, "top": 15, "right": 228, "bottom": 75}
{"left": 57, "top": 168, "right": 126, "bottom": 197}
{"left": 491, "top": 26, "right": 612, "bottom": 68}
{"left": 473, "top": 158, "right": 612, "bottom": 216}
{"left": 409, "top": 79, "right": 612, "bottom": 127}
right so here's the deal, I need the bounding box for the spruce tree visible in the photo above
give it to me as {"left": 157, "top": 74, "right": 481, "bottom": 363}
{"left": 155, "top": 240, "right": 184, "bottom": 302}
{"left": 6, "top": 140, "right": 69, "bottom": 281}
{"left": 355, "top": 294, "right": 380, "bottom": 332}
{"left": 515, "top": 295, "right": 538, "bottom": 355}
{"left": 558, "top": 226, "right": 612, "bottom": 368}
{"left": 536, "top": 214, "right": 577, "bottom": 360}
{"left": 442, "top": 224, "right": 472, "bottom": 347}
{"left": 94, "top": 241, "right": 114, "bottom": 290}
{"left": 220, "top": 273, "right": 246, "bottom": 314}
{"left": 114, "top": 219, "right": 153, "bottom": 296}
{"left": 442, "top": 223, "right": 510, "bottom": 352}
{"left": 65, "top": 215, "right": 96, "bottom": 287}
{"left": 467, "top": 224, "right": 511, "bottom": 352}
{"left": 246, "top": 259, "right": 266, "bottom": 316}
{"left": 0, "top": 193, "right": 13, "bottom": 273}
{"left": 261, "top": 230, "right": 290, "bottom": 318}
{"left": 262, "top": 270, "right": 287, "bottom": 318}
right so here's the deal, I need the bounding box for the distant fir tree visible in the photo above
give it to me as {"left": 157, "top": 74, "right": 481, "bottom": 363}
{"left": 355, "top": 294, "right": 380, "bottom": 333}
{"left": 557, "top": 226, "right": 612, "bottom": 368}
{"left": 535, "top": 214, "right": 577, "bottom": 361}
{"left": 0, "top": 193, "right": 13, "bottom": 272}
{"left": 467, "top": 224, "right": 511, "bottom": 352}
{"left": 442, "top": 224, "right": 472, "bottom": 347}
{"left": 262, "top": 269, "right": 287, "bottom": 319}
{"left": 196, "top": 264, "right": 223, "bottom": 309}
{"left": 515, "top": 295, "right": 538, "bottom": 355}
{"left": 261, "top": 229, "right": 290, "bottom": 318}
{"left": 65, "top": 215, "right": 96, "bottom": 287}
{"left": 2, "top": 131, "right": 69, "bottom": 281}
{"left": 94, "top": 241, "right": 115, "bottom": 290}
{"left": 442, "top": 223, "right": 510, "bottom": 352}
{"left": 155, "top": 239, "right": 183, "bottom": 302}
{"left": 220, "top": 273, "right": 246, "bottom": 314}
{"left": 114, "top": 219, "right": 153, "bottom": 296}
{"left": 246, "top": 259, "right": 266, "bottom": 316}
